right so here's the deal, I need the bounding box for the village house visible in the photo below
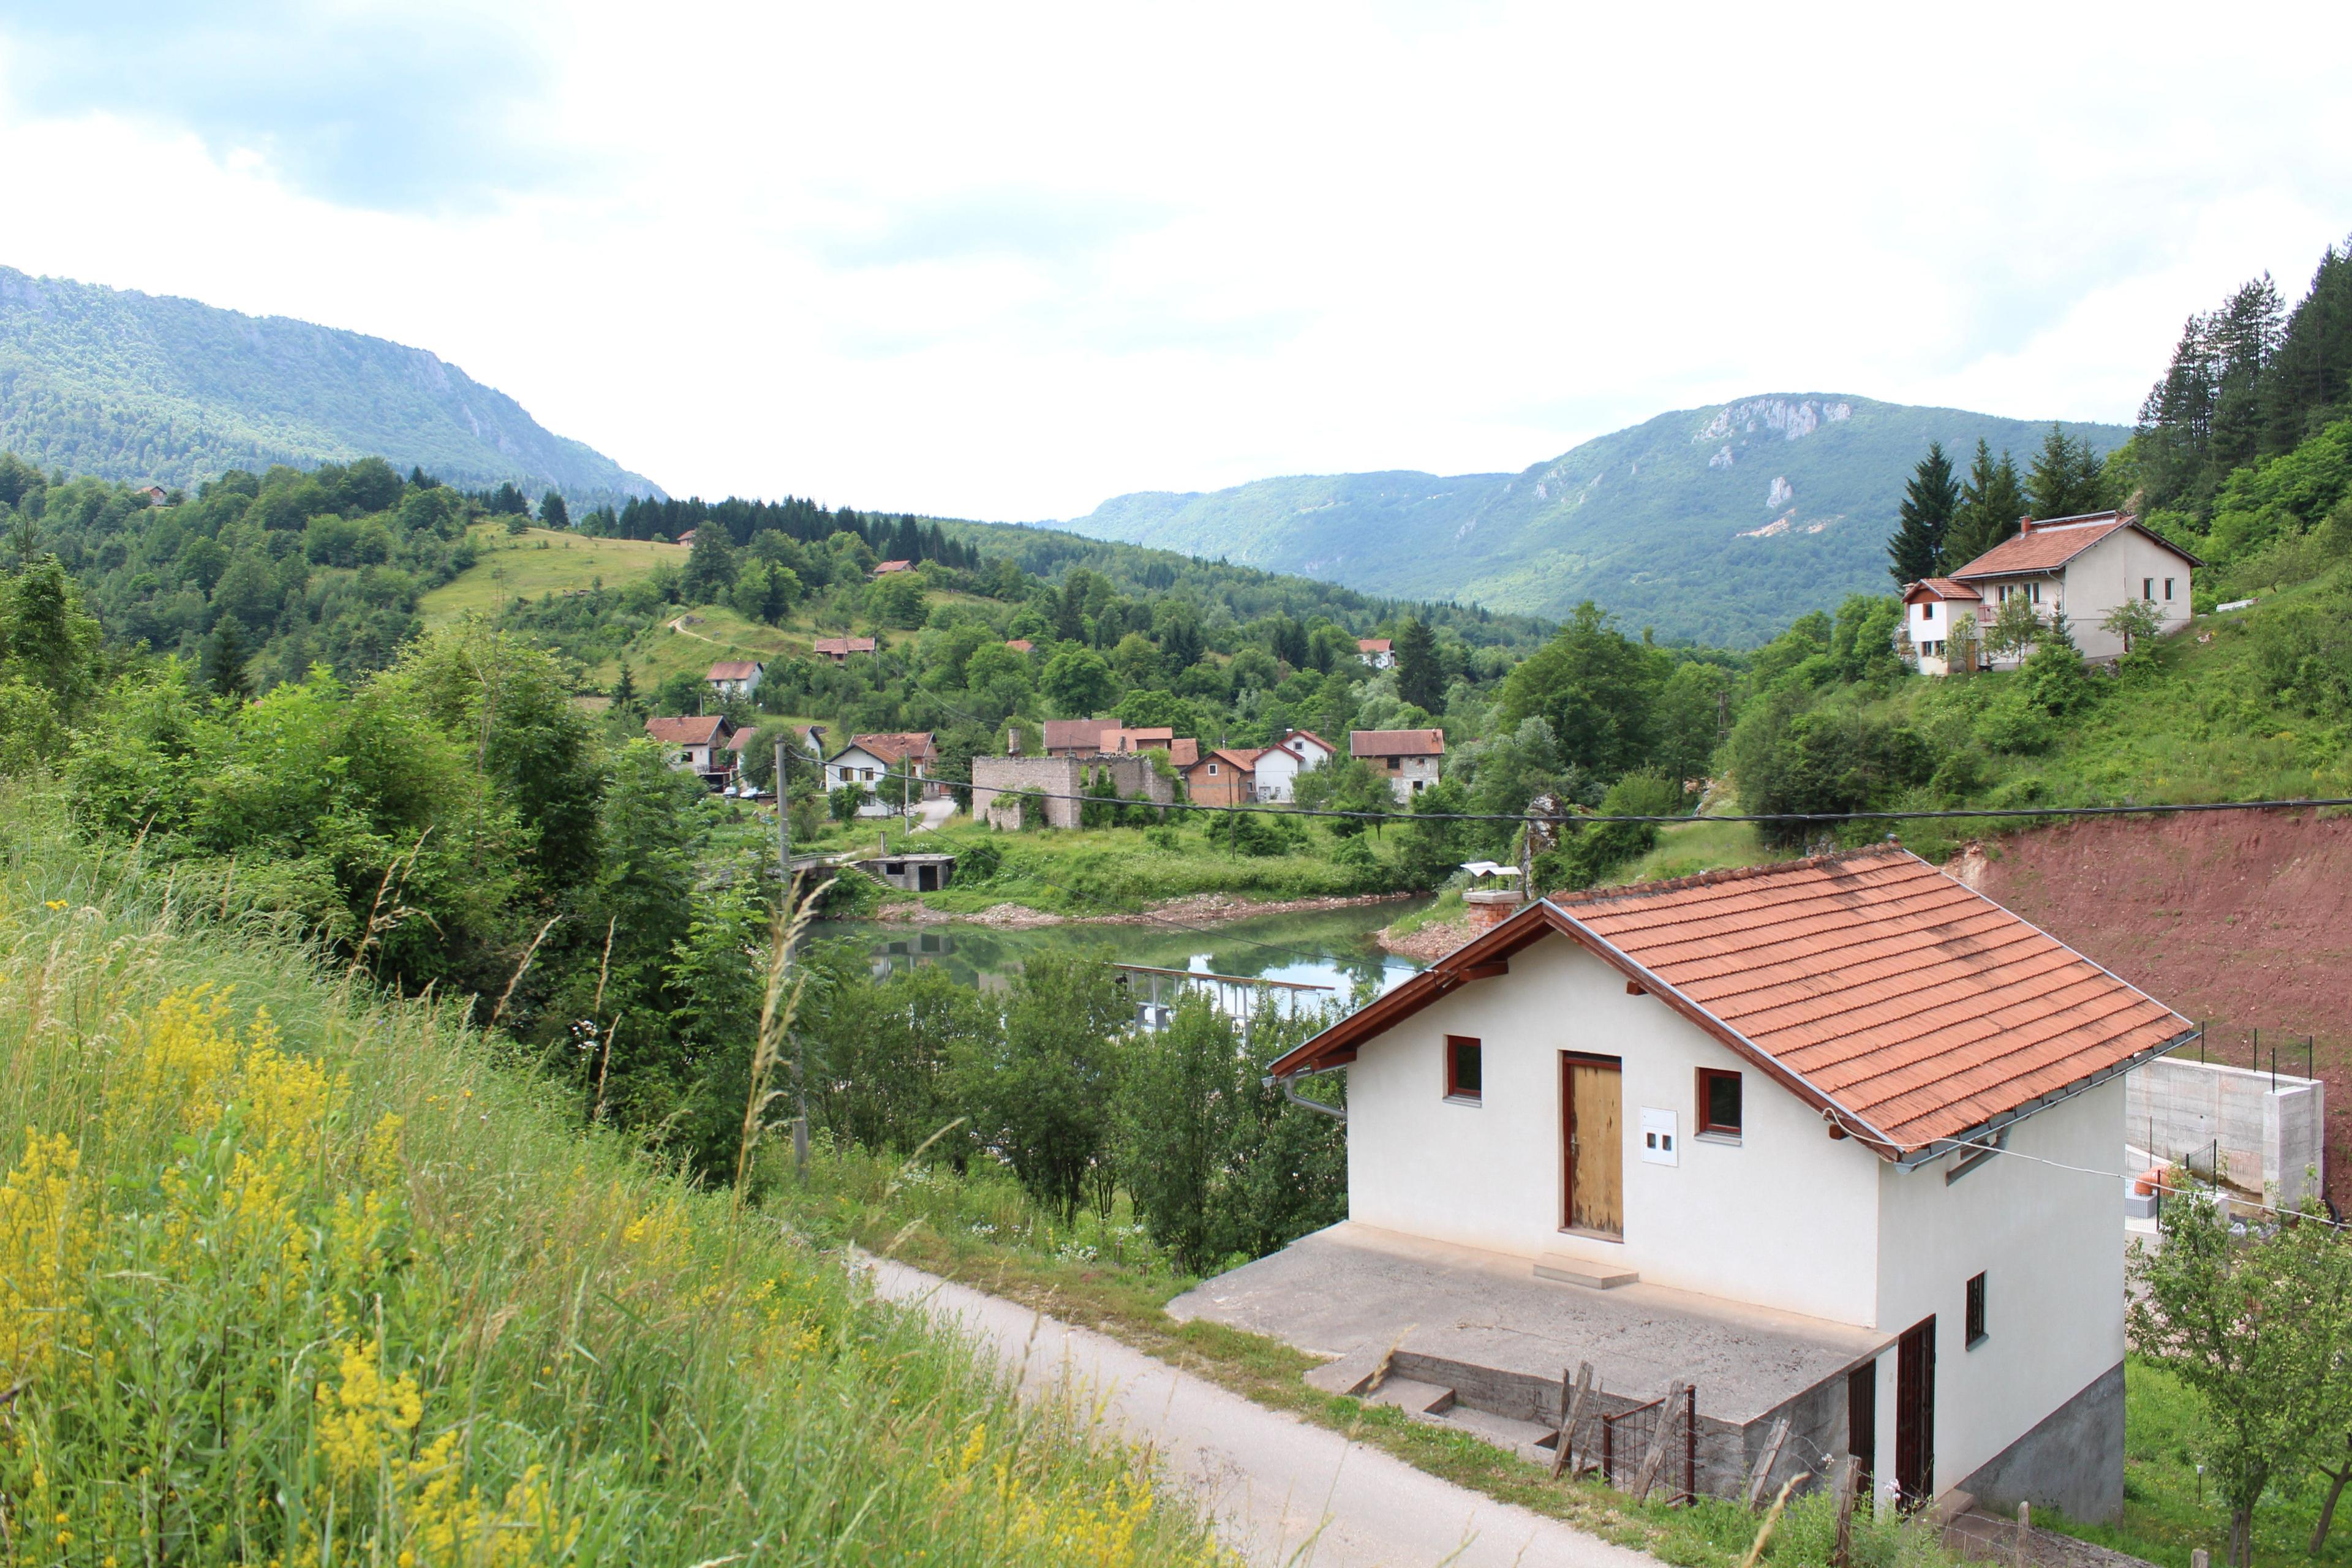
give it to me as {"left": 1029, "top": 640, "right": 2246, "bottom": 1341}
{"left": 1357, "top": 637, "right": 1395, "bottom": 669}
{"left": 824, "top": 731, "right": 941, "bottom": 814}
{"left": 1901, "top": 580, "right": 1984, "bottom": 677}
{"left": 1196, "top": 848, "right": 2190, "bottom": 1523}
{"left": 141, "top": 483, "right": 170, "bottom": 506}
{"left": 1352, "top": 728, "right": 1445, "bottom": 802}
{"left": 1004, "top": 638, "right": 1035, "bottom": 654}
{"left": 812, "top": 635, "right": 878, "bottom": 663}
{"left": 644, "top": 714, "right": 736, "bottom": 790}
{"left": 1914, "top": 511, "right": 2200, "bottom": 673}
{"left": 1101, "top": 725, "right": 1174, "bottom": 755}
{"left": 1253, "top": 728, "right": 1337, "bottom": 804}
{"left": 872, "top": 559, "right": 914, "bottom": 576}
{"left": 704, "top": 659, "right": 764, "bottom": 699}
{"left": 1181, "top": 747, "right": 1264, "bottom": 807}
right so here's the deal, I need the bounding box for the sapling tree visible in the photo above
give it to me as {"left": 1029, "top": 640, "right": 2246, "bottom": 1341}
{"left": 1983, "top": 594, "right": 2044, "bottom": 664}
{"left": 2100, "top": 597, "right": 2166, "bottom": 657}
{"left": 2130, "top": 1189, "right": 2352, "bottom": 1566}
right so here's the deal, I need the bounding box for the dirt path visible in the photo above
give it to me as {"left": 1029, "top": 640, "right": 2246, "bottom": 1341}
{"left": 1954, "top": 809, "right": 2352, "bottom": 1208}
{"left": 860, "top": 1255, "right": 1656, "bottom": 1568}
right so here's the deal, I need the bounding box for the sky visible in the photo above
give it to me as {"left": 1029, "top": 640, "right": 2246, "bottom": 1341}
{"left": 1, "top": 2, "right": 2349, "bottom": 520}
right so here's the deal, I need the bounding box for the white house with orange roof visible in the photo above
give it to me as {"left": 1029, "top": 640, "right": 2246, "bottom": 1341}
{"left": 1901, "top": 579, "right": 1983, "bottom": 676}
{"left": 1182, "top": 848, "right": 2194, "bottom": 1523}
{"left": 1920, "top": 511, "right": 2200, "bottom": 672}
{"left": 1251, "top": 728, "right": 1338, "bottom": 803}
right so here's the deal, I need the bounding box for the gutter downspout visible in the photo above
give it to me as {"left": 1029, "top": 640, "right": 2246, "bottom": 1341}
{"left": 1267, "top": 1065, "right": 1348, "bottom": 1123}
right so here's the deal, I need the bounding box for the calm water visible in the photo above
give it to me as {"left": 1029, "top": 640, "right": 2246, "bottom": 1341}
{"left": 813, "top": 897, "right": 1433, "bottom": 1007}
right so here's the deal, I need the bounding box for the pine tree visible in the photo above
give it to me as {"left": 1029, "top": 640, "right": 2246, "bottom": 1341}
{"left": 205, "top": 614, "right": 253, "bottom": 702}
{"left": 612, "top": 662, "right": 637, "bottom": 712}
{"left": 1948, "top": 442, "right": 2025, "bottom": 568}
{"left": 1887, "top": 441, "right": 1959, "bottom": 586}
{"left": 1394, "top": 619, "right": 1443, "bottom": 711}
{"left": 539, "top": 490, "right": 570, "bottom": 529}
{"left": 2262, "top": 237, "right": 2352, "bottom": 455}
{"left": 2027, "top": 426, "right": 2109, "bottom": 520}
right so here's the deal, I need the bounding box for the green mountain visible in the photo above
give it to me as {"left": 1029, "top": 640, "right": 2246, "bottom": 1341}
{"left": 0, "top": 266, "right": 662, "bottom": 501}
{"left": 1060, "top": 395, "right": 2130, "bottom": 646}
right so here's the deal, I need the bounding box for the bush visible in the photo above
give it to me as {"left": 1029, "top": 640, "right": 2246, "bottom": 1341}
{"left": 2248, "top": 586, "right": 2352, "bottom": 717}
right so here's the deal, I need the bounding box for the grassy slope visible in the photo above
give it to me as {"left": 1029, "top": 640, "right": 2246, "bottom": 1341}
{"left": 0, "top": 788, "right": 1222, "bottom": 1567}
{"left": 420, "top": 526, "right": 690, "bottom": 619}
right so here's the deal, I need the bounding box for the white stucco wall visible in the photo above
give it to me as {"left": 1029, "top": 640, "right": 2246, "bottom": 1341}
{"left": 1869, "top": 1079, "right": 2125, "bottom": 1503}
{"left": 1254, "top": 747, "right": 1300, "bottom": 802}
{"left": 1343, "top": 931, "right": 1885, "bottom": 1325}
{"left": 2060, "top": 530, "right": 2195, "bottom": 660}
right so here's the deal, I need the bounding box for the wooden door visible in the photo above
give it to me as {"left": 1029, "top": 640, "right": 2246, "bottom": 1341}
{"left": 1847, "top": 1363, "right": 1877, "bottom": 1495}
{"left": 1562, "top": 1055, "right": 1623, "bottom": 1238}
{"left": 1894, "top": 1317, "right": 1936, "bottom": 1510}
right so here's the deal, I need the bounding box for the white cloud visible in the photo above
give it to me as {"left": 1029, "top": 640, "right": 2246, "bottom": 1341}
{"left": 2, "top": 2, "right": 2349, "bottom": 519}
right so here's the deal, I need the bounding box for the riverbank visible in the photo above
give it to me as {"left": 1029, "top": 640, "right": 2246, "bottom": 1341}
{"left": 873, "top": 888, "right": 1420, "bottom": 927}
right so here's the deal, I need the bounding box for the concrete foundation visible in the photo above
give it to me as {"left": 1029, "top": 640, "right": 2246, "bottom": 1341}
{"left": 1957, "top": 1361, "right": 2125, "bottom": 1525}
{"left": 1170, "top": 1223, "right": 1884, "bottom": 1501}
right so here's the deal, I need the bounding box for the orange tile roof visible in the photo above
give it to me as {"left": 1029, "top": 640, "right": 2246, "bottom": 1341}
{"left": 812, "top": 636, "right": 878, "bottom": 656}
{"left": 1903, "top": 578, "right": 1981, "bottom": 603}
{"left": 1167, "top": 737, "right": 1200, "bottom": 767}
{"left": 1352, "top": 728, "right": 1445, "bottom": 758}
{"left": 1950, "top": 512, "right": 2200, "bottom": 580}
{"left": 706, "top": 660, "right": 763, "bottom": 680}
{"left": 645, "top": 715, "right": 731, "bottom": 747}
{"left": 1357, "top": 638, "right": 1392, "bottom": 653}
{"left": 847, "top": 731, "right": 937, "bottom": 767}
{"left": 1270, "top": 847, "right": 2193, "bottom": 1159}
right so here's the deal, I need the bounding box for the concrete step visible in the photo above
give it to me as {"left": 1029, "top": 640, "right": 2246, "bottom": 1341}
{"left": 1534, "top": 1256, "right": 1640, "bottom": 1289}
{"left": 1365, "top": 1376, "right": 1457, "bottom": 1417}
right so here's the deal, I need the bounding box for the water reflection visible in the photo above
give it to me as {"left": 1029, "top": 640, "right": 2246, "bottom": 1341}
{"left": 815, "top": 899, "right": 1431, "bottom": 1009}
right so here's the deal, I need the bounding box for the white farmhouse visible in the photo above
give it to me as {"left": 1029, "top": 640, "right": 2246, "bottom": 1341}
{"left": 1251, "top": 728, "right": 1338, "bottom": 804}
{"left": 1357, "top": 637, "right": 1395, "bottom": 669}
{"left": 1220, "top": 848, "right": 2191, "bottom": 1522}
{"left": 1352, "top": 728, "right": 1444, "bottom": 802}
{"left": 644, "top": 714, "right": 737, "bottom": 790}
{"left": 823, "top": 731, "right": 941, "bottom": 816}
{"left": 1901, "top": 579, "right": 1985, "bottom": 677}
{"left": 705, "top": 660, "right": 764, "bottom": 699}
{"left": 1930, "top": 511, "right": 2200, "bottom": 671}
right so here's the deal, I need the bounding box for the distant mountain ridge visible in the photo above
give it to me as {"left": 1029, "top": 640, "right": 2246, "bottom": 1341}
{"left": 0, "top": 266, "right": 662, "bottom": 500}
{"left": 1058, "top": 395, "right": 2130, "bottom": 646}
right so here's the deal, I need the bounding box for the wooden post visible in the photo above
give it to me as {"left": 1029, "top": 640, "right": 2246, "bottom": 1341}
{"left": 1631, "top": 1380, "right": 1688, "bottom": 1502}
{"left": 2016, "top": 1501, "right": 2031, "bottom": 1566}
{"left": 1551, "top": 1362, "right": 1595, "bottom": 1479}
{"left": 1830, "top": 1457, "right": 1860, "bottom": 1568}
{"left": 2191, "top": 1550, "right": 2209, "bottom": 1568}
{"left": 1744, "top": 1417, "right": 1790, "bottom": 1510}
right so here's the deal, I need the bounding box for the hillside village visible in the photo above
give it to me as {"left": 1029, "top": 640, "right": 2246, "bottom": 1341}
{"left": 4, "top": 95, "right": 2352, "bottom": 1568}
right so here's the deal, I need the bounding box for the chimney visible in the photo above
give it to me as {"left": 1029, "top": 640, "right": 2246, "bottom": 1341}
{"left": 1006, "top": 726, "right": 1022, "bottom": 756}
{"left": 2018, "top": 515, "right": 2035, "bottom": 535}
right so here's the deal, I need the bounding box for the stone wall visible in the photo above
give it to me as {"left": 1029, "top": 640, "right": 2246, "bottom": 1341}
{"left": 970, "top": 753, "right": 1172, "bottom": 831}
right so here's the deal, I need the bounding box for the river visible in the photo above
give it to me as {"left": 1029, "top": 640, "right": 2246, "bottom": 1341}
{"left": 811, "top": 897, "right": 1434, "bottom": 1011}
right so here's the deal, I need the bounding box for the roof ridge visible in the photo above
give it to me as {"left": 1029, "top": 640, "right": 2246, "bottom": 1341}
{"left": 1553, "top": 843, "right": 1913, "bottom": 904}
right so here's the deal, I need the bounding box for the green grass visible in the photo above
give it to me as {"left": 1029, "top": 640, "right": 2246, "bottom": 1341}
{"left": 419, "top": 524, "right": 688, "bottom": 622}
{"left": 2035, "top": 1360, "right": 2352, "bottom": 1568}
{"left": 1625, "top": 816, "right": 1779, "bottom": 883}
{"left": 0, "top": 786, "right": 1224, "bottom": 1567}
{"left": 767, "top": 1139, "right": 1964, "bottom": 1568}
{"left": 886, "top": 820, "right": 1401, "bottom": 914}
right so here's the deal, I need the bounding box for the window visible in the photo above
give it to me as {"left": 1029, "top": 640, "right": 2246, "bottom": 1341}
{"left": 1387, "top": 756, "right": 1401, "bottom": 770}
{"left": 2143, "top": 578, "right": 2154, "bottom": 600}
{"left": 1965, "top": 1272, "right": 1988, "bottom": 1348}
{"left": 1444, "top": 1036, "right": 1482, "bottom": 1102}
{"left": 1922, "top": 602, "right": 1936, "bottom": 622}
{"left": 1695, "top": 1068, "right": 1743, "bottom": 1139}
{"left": 2165, "top": 577, "right": 2176, "bottom": 601}
{"left": 2029, "top": 582, "right": 2043, "bottom": 605}
{"left": 1207, "top": 763, "right": 1218, "bottom": 776}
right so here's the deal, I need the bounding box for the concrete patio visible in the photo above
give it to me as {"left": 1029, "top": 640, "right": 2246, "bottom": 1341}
{"left": 1169, "top": 1223, "right": 1888, "bottom": 1498}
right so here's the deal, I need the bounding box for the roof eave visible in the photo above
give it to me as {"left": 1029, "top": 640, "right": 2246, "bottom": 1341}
{"left": 1890, "top": 1023, "right": 2203, "bottom": 1170}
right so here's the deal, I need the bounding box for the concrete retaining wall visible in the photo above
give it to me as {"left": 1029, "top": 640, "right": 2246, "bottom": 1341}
{"left": 2125, "top": 1055, "right": 2326, "bottom": 1207}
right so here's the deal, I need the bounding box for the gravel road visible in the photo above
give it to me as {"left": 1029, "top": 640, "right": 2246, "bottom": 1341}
{"left": 861, "top": 1255, "right": 1659, "bottom": 1568}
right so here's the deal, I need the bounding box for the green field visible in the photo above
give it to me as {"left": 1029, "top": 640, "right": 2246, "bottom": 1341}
{"left": 420, "top": 524, "right": 689, "bottom": 621}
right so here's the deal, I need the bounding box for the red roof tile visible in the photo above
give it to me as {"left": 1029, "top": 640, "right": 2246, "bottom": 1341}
{"left": 1904, "top": 578, "right": 1981, "bottom": 603}
{"left": 812, "top": 636, "right": 878, "bottom": 656}
{"left": 706, "top": 660, "right": 763, "bottom": 680}
{"left": 1357, "top": 638, "right": 1392, "bottom": 653}
{"left": 846, "top": 731, "right": 937, "bottom": 767}
{"left": 645, "top": 715, "right": 731, "bottom": 747}
{"left": 1043, "top": 718, "right": 1114, "bottom": 752}
{"left": 1950, "top": 513, "right": 2201, "bottom": 580}
{"left": 1352, "top": 728, "right": 1445, "bottom": 758}
{"left": 1270, "top": 847, "right": 2192, "bottom": 1158}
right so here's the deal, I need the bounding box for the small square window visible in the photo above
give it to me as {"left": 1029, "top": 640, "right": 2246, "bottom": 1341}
{"left": 1966, "top": 1272, "right": 1988, "bottom": 1348}
{"left": 1696, "top": 1068, "right": 1743, "bottom": 1138}
{"left": 1445, "top": 1035, "right": 1482, "bottom": 1102}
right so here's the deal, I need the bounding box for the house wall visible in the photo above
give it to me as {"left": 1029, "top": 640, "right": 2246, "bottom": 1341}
{"left": 1254, "top": 747, "right": 1300, "bottom": 802}
{"left": 1869, "top": 1079, "right": 2126, "bottom": 1518}
{"left": 2062, "top": 530, "right": 2194, "bottom": 661}
{"left": 1186, "top": 760, "right": 1251, "bottom": 808}
{"left": 1373, "top": 754, "right": 1441, "bottom": 802}
{"left": 1343, "top": 932, "right": 1885, "bottom": 1326}
{"left": 1907, "top": 598, "right": 1978, "bottom": 677}
{"left": 971, "top": 754, "right": 1170, "bottom": 829}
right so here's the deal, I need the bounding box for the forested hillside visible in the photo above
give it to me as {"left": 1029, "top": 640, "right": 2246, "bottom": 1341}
{"left": 1059, "top": 394, "right": 2128, "bottom": 645}
{"left": 0, "top": 266, "right": 663, "bottom": 500}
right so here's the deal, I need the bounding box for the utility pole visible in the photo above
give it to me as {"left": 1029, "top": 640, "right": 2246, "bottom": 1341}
{"left": 775, "top": 734, "right": 809, "bottom": 1177}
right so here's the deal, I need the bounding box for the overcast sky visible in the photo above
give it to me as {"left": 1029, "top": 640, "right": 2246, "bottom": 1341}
{"left": 2, "top": 3, "right": 2348, "bottom": 519}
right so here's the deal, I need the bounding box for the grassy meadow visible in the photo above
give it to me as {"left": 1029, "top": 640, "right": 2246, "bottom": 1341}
{"left": 419, "top": 524, "right": 688, "bottom": 621}
{"left": 0, "top": 786, "right": 1229, "bottom": 1567}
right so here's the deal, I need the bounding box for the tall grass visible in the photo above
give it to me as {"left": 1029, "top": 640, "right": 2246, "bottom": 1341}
{"left": 0, "top": 785, "right": 1226, "bottom": 1567}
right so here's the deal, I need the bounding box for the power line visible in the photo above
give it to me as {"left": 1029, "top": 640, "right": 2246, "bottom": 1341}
{"left": 821, "top": 759, "right": 2352, "bottom": 829}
